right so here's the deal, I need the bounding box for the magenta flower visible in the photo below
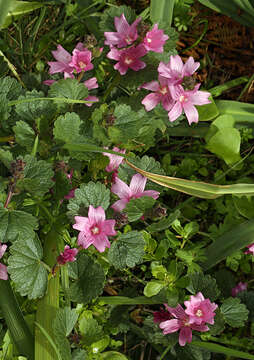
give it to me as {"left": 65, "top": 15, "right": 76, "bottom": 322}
{"left": 57, "top": 245, "right": 78, "bottom": 265}
{"left": 143, "top": 24, "right": 169, "bottom": 53}
{"left": 104, "top": 13, "right": 141, "bottom": 48}
{"left": 153, "top": 310, "right": 171, "bottom": 324}
{"left": 168, "top": 84, "right": 211, "bottom": 125}
{"left": 141, "top": 75, "right": 174, "bottom": 112}
{"left": 0, "top": 243, "right": 8, "bottom": 280}
{"left": 73, "top": 205, "right": 116, "bottom": 252}
{"left": 184, "top": 292, "right": 218, "bottom": 325}
{"left": 103, "top": 147, "right": 126, "bottom": 173}
{"left": 158, "top": 55, "right": 200, "bottom": 85}
{"left": 232, "top": 282, "right": 248, "bottom": 297}
{"left": 69, "top": 48, "right": 94, "bottom": 73}
{"left": 245, "top": 243, "right": 254, "bottom": 255}
{"left": 111, "top": 173, "right": 160, "bottom": 212}
{"left": 107, "top": 44, "right": 147, "bottom": 75}
{"left": 160, "top": 304, "right": 209, "bottom": 346}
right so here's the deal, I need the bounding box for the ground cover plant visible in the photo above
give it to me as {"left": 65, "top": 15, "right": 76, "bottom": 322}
{"left": 0, "top": 0, "right": 254, "bottom": 359}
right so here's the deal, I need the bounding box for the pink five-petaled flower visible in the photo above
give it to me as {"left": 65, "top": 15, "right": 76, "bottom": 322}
{"left": 158, "top": 55, "right": 200, "bottom": 85}
{"left": 69, "top": 49, "right": 94, "bottom": 74}
{"left": 159, "top": 304, "right": 209, "bottom": 347}
{"left": 103, "top": 147, "right": 126, "bottom": 173}
{"left": 143, "top": 24, "right": 169, "bottom": 53}
{"left": 107, "top": 44, "right": 147, "bottom": 75}
{"left": 184, "top": 292, "right": 218, "bottom": 325}
{"left": 245, "top": 243, "right": 254, "bottom": 255}
{"left": 104, "top": 13, "right": 141, "bottom": 48}
{"left": 232, "top": 282, "right": 248, "bottom": 297}
{"left": 57, "top": 245, "right": 78, "bottom": 265}
{"left": 0, "top": 243, "right": 8, "bottom": 280}
{"left": 141, "top": 75, "right": 174, "bottom": 112}
{"left": 168, "top": 84, "right": 211, "bottom": 125}
{"left": 111, "top": 173, "right": 160, "bottom": 212}
{"left": 73, "top": 205, "right": 116, "bottom": 253}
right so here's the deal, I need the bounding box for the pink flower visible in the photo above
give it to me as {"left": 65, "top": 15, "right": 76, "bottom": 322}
{"left": 103, "top": 147, "right": 126, "bottom": 173}
{"left": 143, "top": 24, "right": 169, "bottom": 53}
{"left": 141, "top": 75, "right": 174, "bottom": 112}
{"left": 168, "top": 84, "right": 211, "bottom": 125}
{"left": 73, "top": 205, "right": 116, "bottom": 252}
{"left": 107, "top": 44, "right": 147, "bottom": 75}
{"left": 69, "top": 48, "right": 94, "bottom": 73}
{"left": 184, "top": 292, "right": 218, "bottom": 325}
{"left": 232, "top": 282, "right": 248, "bottom": 297}
{"left": 245, "top": 243, "right": 254, "bottom": 255}
{"left": 83, "top": 77, "right": 99, "bottom": 107}
{"left": 111, "top": 173, "right": 160, "bottom": 212}
{"left": 160, "top": 304, "right": 209, "bottom": 346}
{"left": 104, "top": 13, "right": 141, "bottom": 48}
{"left": 57, "top": 245, "right": 78, "bottom": 265}
{"left": 0, "top": 243, "right": 8, "bottom": 280}
{"left": 48, "top": 45, "right": 74, "bottom": 78}
{"left": 158, "top": 55, "right": 200, "bottom": 85}
{"left": 153, "top": 310, "right": 171, "bottom": 323}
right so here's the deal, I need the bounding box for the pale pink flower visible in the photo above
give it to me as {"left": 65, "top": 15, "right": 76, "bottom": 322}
{"left": 245, "top": 243, "right": 254, "bottom": 255}
{"left": 57, "top": 245, "right": 78, "bottom": 265}
{"left": 0, "top": 243, "right": 8, "bottom": 280}
{"left": 111, "top": 173, "right": 160, "bottom": 212}
{"left": 184, "top": 292, "right": 218, "bottom": 325}
{"left": 143, "top": 24, "right": 169, "bottom": 53}
{"left": 73, "top": 205, "right": 116, "bottom": 252}
{"left": 103, "top": 147, "right": 126, "bottom": 173}
{"left": 141, "top": 75, "right": 174, "bottom": 111}
{"left": 107, "top": 44, "right": 147, "bottom": 75}
{"left": 69, "top": 48, "right": 94, "bottom": 73}
{"left": 232, "top": 282, "right": 248, "bottom": 297}
{"left": 168, "top": 84, "right": 211, "bottom": 125}
{"left": 158, "top": 55, "right": 200, "bottom": 85}
{"left": 160, "top": 304, "right": 209, "bottom": 346}
{"left": 104, "top": 13, "right": 141, "bottom": 48}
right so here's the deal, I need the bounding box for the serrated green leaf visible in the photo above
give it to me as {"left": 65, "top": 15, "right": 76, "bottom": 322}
{"left": 53, "top": 307, "right": 78, "bottom": 360}
{"left": 124, "top": 196, "right": 155, "bottom": 222}
{"left": 0, "top": 208, "right": 38, "bottom": 243}
{"left": 233, "top": 196, "right": 254, "bottom": 219}
{"left": 67, "top": 181, "right": 110, "bottom": 217}
{"left": 108, "top": 231, "right": 145, "bottom": 269}
{"left": 187, "top": 272, "right": 220, "bottom": 301}
{"left": 72, "top": 349, "right": 88, "bottom": 360}
{"left": 0, "top": 148, "right": 13, "bottom": 169}
{"left": 221, "top": 297, "right": 249, "bottom": 327}
{"left": 0, "top": 76, "right": 22, "bottom": 100}
{"left": 68, "top": 253, "right": 105, "bottom": 304}
{"left": 0, "top": 94, "right": 11, "bottom": 131}
{"left": 176, "top": 342, "right": 211, "bottom": 360}
{"left": 49, "top": 78, "right": 88, "bottom": 100}
{"left": 144, "top": 280, "right": 165, "bottom": 297}
{"left": 238, "top": 291, "right": 254, "bottom": 321}
{"left": 8, "top": 234, "right": 48, "bottom": 299}
{"left": 147, "top": 210, "right": 180, "bottom": 233}
{"left": 16, "top": 155, "right": 54, "bottom": 197}
{"left": 13, "top": 120, "right": 35, "bottom": 150}
{"left": 79, "top": 317, "right": 103, "bottom": 346}
{"left": 208, "top": 309, "right": 225, "bottom": 336}
{"left": 53, "top": 171, "right": 72, "bottom": 201}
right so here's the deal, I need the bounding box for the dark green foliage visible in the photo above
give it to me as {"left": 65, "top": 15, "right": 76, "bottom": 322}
{"left": 187, "top": 272, "right": 220, "bottom": 301}
{"left": 220, "top": 297, "right": 249, "bottom": 327}
{"left": 124, "top": 196, "right": 155, "bottom": 222}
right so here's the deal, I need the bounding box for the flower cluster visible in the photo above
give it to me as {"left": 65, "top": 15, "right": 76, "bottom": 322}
{"left": 44, "top": 42, "right": 99, "bottom": 106}
{"left": 141, "top": 55, "right": 211, "bottom": 125}
{"left": 0, "top": 243, "right": 8, "bottom": 280}
{"left": 104, "top": 14, "right": 168, "bottom": 75}
{"left": 156, "top": 292, "right": 217, "bottom": 346}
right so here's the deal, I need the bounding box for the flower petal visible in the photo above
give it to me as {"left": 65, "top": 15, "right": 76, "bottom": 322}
{"left": 183, "top": 102, "right": 199, "bottom": 125}
{"left": 159, "top": 319, "right": 180, "bottom": 334}
{"left": 183, "top": 56, "right": 200, "bottom": 76}
{"left": 101, "top": 220, "right": 117, "bottom": 236}
{"left": 111, "top": 199, "right": 129, "bottom": 212}
{"left": 111, "top": 177, "right": 131, "bottom": 199}
{"left": 88, "top": 205, "right": 105, "bottom": 224}
{"left": 142, "top": 93, "right": 161, "bottom": 111}
{"left": 179, "top": 327, "right": 192, "bottom": 346}
{"left": 93, "top": 234, "right": 111, "bottom": 252}
{"left": 73, "top": 216, "right": 89, "bottom": 231}
{"left": 0, "top": 263, "right": 8, "bottom": 280}
{"left": 52, "top": 45, "right": 71, "bottom": 64}
{"left": 168, "top": 101, "right": 182, "bottom": 122}
{"left": 129, "top": 174, "right": 147, "bottom": 195}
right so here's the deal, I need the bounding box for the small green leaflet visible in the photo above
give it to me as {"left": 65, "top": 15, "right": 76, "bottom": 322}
{"left": 79, "top": 317, "right": 103, "bottom": 346}
{"left": 13, "top": 120, "right": 35, "bottom": 151}
{"left": 220, "top": 297, "right": 249, "bottom": 327}
{"left": 0, "top": 208, "right": 38, "bottom": 243}
{"left": 101, "top": 352, "right": 128, "bottom": 360}
{"left": 0, "top": 76, "right": 22, "bottom": 100}
{"left": 0, "top": 149, "right": 13, "bottom": 169}
{"left": 8, "top": 234, "right": 48, "bottom": 299}
{"left": 68, "top": 253, "right": 105, "bottom": 304}
{"left": 146, "top": 210, "right": 180, "bottom": 233}
{"left": 124, "top": 196, "right": 155, "bottom": 222}
{"left": 49, "top": 78, "right": 88, "bottom": 100}
{"left": 108, "top": 231, "right": 145, "bottom": 269}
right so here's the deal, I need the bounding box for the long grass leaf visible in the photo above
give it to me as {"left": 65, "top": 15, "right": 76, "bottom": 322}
{"left": 150, "top": 0, "right": 175, "bottom": 26}
{"left": 192, "top": 341, "right": 254, "bottom": 359}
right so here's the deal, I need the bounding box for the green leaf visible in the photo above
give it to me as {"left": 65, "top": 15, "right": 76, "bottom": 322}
{"left": 124, "top": 196, "right": 155, "bottom": 222}
{"left": 99, "top": 295, "right": 164, "bottom": 305}
{"left": 1, "top": 1, "right": 43, "bottom": 28}
{"left": 197, "top": 98, "right": 219, "bottom": 121}
{"left": 216, "top": 100, "right": 254, "bottom": 126}
{"left": 15, "top": 89, "right": 55, "bottom": 123}
{"left": 150, "top": 0, "right": 175, "bottom": 26}
{"left": 108, "top": 231, "right": 145, "bottom": 269}
{"left": 101, "top": 352, "right": 128, "bottom": 360}
{"left": 99, "top": 5, "right": 136, "bottom": 32}
{"left": 72, "top": 349, "right": 88, "bottom": 360}
{"left": 0, "top": 76, "right": 22, "bottom": 100}
{"left": 53, "top": 307, "right": 78, "bottom": 360}
{"left": 67, "top": 181, "right": 110, "bottom": 218}
{"left": 233, "top": 196, "right": 254, "bottom": 219}
{"left": 202, "top": 219, "right": 254, "bottom": 270}
{"left": 238, "top": 291, "right": 254, "bottom": 321}
{"left": 13, "top": 121, "right": 35, "bottom": 150}
{"left": 0, "top": 208, "right": 38, "bottom": 243}
{"left": 144, "top": 280, "right": 165, "bottom": 297}
{"left": 0, "top": 148, "right": 13, "bottom": 169}
{"left": 214, "top": 269, "right": 236, "bottom": 298}
{"left": 187, "top": 272, "right": 220, "bottom": 301}
{"left": 49, "top": 78, "right": 88, "bottom": 101}
{"left": 16, "top": 155, "right": 54, "bottom": 197}
{"left": 68, "top": 253, "right": 105, "bottom": 304}
{"left": 79, "top": 317, "right": 103, "bottom": 346}
{"left": 8, "top": 234, "right": 48, "bottom": 299}
{"left": 221, "top": 297, "right": 249, "bottom": 327}
{"left": 208, "top": 309, "right": 225, "bottom": 336}
{"left": 146, "top": 210, "right": 180, "bottom": 233}
{"left": 176, "top": 342, "right": 211, "bottom": 360}
{"left": 0, "top": 0, "right": 15, "bottom": 28}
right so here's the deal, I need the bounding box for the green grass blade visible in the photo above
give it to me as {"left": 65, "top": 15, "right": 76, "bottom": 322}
{"left": 35, "top": 322, "right": 62, "bottom": 360}
{"left": 99, "top": 296, "right": 163, "bottom": 305}
{"left": 216, "top": 100, "right": 254, "bottom": 127}
{"left": 0, "top": 0, "right": 14, "bottom": 28}
{"left": 150, "top": 0, "right": 175, "bottom": 26}
{"left": 202, "top": 219, "right": 254, "bottom": 270}
{"left": 192, "top": 341, "right": 254, "bottom": 359}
